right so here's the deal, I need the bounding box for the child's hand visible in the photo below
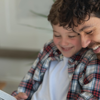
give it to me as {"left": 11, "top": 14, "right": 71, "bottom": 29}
{"left": 14, "top": 92, "right": 28, "bottom": 100}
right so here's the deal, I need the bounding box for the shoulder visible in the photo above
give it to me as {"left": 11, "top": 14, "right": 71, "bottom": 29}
{"left": 44, "top": 39, "right": 55, "bottom": 48}
{"left": 81, "top": 48, "right": 97, "bottom": 60}
{"left": 69, "top": 48, "right": 97, "bottom": 63}
{"left": 43, "top": 39, "right": 57, "bottom": 52}
{"left": 78, "top": 48, "right": 97, "bottom": 67}
{"left": 37, "top": 39, "right": 59, "bottom": 58}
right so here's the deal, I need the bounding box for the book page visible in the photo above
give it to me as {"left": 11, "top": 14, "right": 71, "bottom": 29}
{"left": 0, "top": 90, "right": 16, "bottom": 100}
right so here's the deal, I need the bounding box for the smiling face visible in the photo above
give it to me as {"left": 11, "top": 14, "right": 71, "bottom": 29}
{"left": 53, "top": 24, "right": 82, "bottom": 57}
{"left": 73, "top": 16, "right": 100, "bottom": 59}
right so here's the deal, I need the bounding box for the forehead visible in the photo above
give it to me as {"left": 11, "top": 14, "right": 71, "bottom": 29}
{"left": 53, "top": 24, "right": 76, "bottom": 33}
{"left": 73, "top": 17, "right": 100, "bottom": 32}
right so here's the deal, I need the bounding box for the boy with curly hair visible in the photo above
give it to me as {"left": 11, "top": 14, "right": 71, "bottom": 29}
{"left": 11, "top": 0, "right": 100, "bottom": 100}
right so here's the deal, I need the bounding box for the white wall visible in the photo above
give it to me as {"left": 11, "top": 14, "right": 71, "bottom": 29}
{"left": 0, "top": 0, "right": 53, "bottom": 50}
{"left": 0, "top": 57, "right": 34, "bottom": 82}
{"left": 0, "top": 0, "right": 53, "bottom": 82}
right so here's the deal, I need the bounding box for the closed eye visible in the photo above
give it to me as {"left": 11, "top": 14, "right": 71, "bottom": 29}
{"left": 68, "top": 36, "right": 76, "bottom": 38}
{"left": 54, "top": 34, "right": 61, "bottom": 37}
{"left": 86, "top": 31, "right": 92, "bottom": 34}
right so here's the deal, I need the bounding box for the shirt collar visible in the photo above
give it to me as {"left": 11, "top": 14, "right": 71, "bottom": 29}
{"left": 51, "top": 45, "right": 63, "bottom": 61}
{"left": 68, "top": 48, "right": 90, "bottom": 64}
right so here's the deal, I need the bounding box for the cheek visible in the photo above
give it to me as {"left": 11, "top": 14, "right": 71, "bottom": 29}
{"left": 91, "top": 30, "right": 100, "bottom": 41}
{"left": 93, "top": 33, "right": 100, "bottom": 41}
{"left": 72, "top": 38, "right": 82, "bottom": 47}
{"left": 53, "top": 37, "right": 59, "bottom": 45}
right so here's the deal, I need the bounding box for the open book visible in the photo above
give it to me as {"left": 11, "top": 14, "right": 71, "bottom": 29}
{"left": 0, "top": 90, "right": 16, "bottom": 100}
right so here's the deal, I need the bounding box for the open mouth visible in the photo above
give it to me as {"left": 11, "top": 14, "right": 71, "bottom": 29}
{"left": 61, "top": 47, "right": 73, "bottom": 51}
{"left": 92, "top": 45, "right": 100, "bottom": 53}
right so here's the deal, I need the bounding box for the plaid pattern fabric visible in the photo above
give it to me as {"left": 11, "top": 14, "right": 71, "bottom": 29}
{"left": 11, "top": 39, "right": 100, "bottom": 100}
{"left": 67, "top": 48, "right": 100, "bottom": 100}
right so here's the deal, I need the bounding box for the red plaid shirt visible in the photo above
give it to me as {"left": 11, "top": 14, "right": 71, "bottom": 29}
{"left": 12, "top": 40, "right": 100, "bottom": 100}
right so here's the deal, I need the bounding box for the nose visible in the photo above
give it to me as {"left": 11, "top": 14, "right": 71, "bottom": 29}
{"left": 81, "top": 34, "right": 91, "bottom": 48}
{"left": 60, "top": 37, "right": 69, "bottom": 46}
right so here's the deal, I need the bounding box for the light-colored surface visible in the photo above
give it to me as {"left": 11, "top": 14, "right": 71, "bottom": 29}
{"left": 0, "top": 0, "right": 52, "bottom": 50}
{"left": 18, "top": 0, "right": 53, "bottom": 17}
{"left": 0, "top": 0, "right": 53, "bottom": 95}
{"left": 0, "top": 90, "right": 16, "bottom": 100}
{"left": 0, "top": 57, "right": 34, "bottom": 82}
{"left": 3, "top": 81, "right": 19, "bottom": 94}
{"left": 0, "top": 57, "right": 34, "bottom": 94}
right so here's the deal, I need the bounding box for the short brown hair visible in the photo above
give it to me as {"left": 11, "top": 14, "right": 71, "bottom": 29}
{"left": 58, "top": 0, "right": 100, "bottom": 28}
{"left": 48, "top": 0, "right": 100, "bottom": 28}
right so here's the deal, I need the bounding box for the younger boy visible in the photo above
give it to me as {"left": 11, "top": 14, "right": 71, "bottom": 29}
{"left": 11, "top": 0, "right": 100, "bottom": 99}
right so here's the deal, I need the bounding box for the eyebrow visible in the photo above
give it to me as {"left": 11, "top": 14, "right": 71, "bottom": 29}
{"left": 53, "top": 30, "right": 76, "bottom": 34}
{"left": 79, "top": 25, "right": 94, "bottom": 32}
{"left": 53, "top": 30, "right": 61, "bottom": 34}
{"left": 63, "top": 27, "right": 76, "bottom": 33}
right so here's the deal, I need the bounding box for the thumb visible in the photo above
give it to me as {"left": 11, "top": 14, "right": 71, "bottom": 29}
{"left": 15, "top": 92, "right": 28, "bottom": 99}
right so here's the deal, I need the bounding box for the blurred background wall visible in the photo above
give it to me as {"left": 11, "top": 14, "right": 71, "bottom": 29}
{"left": 0, "top": 0, "right": 54, "bottom": 93}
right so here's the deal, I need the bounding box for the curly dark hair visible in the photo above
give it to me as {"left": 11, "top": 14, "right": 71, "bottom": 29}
{"left": 58, "top": 0, "right": 100, "bottom": 28}
{"left": 48, "top": 0, "right": 63, "bottom": 25}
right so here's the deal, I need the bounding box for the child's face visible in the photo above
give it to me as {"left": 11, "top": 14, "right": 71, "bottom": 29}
{"left": 53, "top": 24, "right": 82, "bottom": 57}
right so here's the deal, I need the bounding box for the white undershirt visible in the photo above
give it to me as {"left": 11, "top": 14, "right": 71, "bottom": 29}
{"left": 31, "top": 57, "right": 70, "bottom": 100}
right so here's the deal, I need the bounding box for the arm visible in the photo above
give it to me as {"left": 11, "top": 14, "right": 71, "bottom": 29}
{"left": 11, "top": 49, "right": 43, "bottom": 100}
{"left": 76, "top": 63, "right": 99, "bottom": 100}
{"left": 11, "top": 39, "right": 54, "bottom": 100}
{"left": 11, "top": 45, "right": 48, "bottom": 100}
{"left": 68, "top": 54, "right": 99, "bottom": 100}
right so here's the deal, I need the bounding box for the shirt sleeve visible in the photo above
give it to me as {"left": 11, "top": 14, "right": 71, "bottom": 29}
{"left": 11, "top": 44, "right": 46, "bottom": 100}
{"left": 78, "top": 63, "right": 99, "bottom": 100}
{"left": 68, "top": 56, "right": 100, "bottom": 100}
